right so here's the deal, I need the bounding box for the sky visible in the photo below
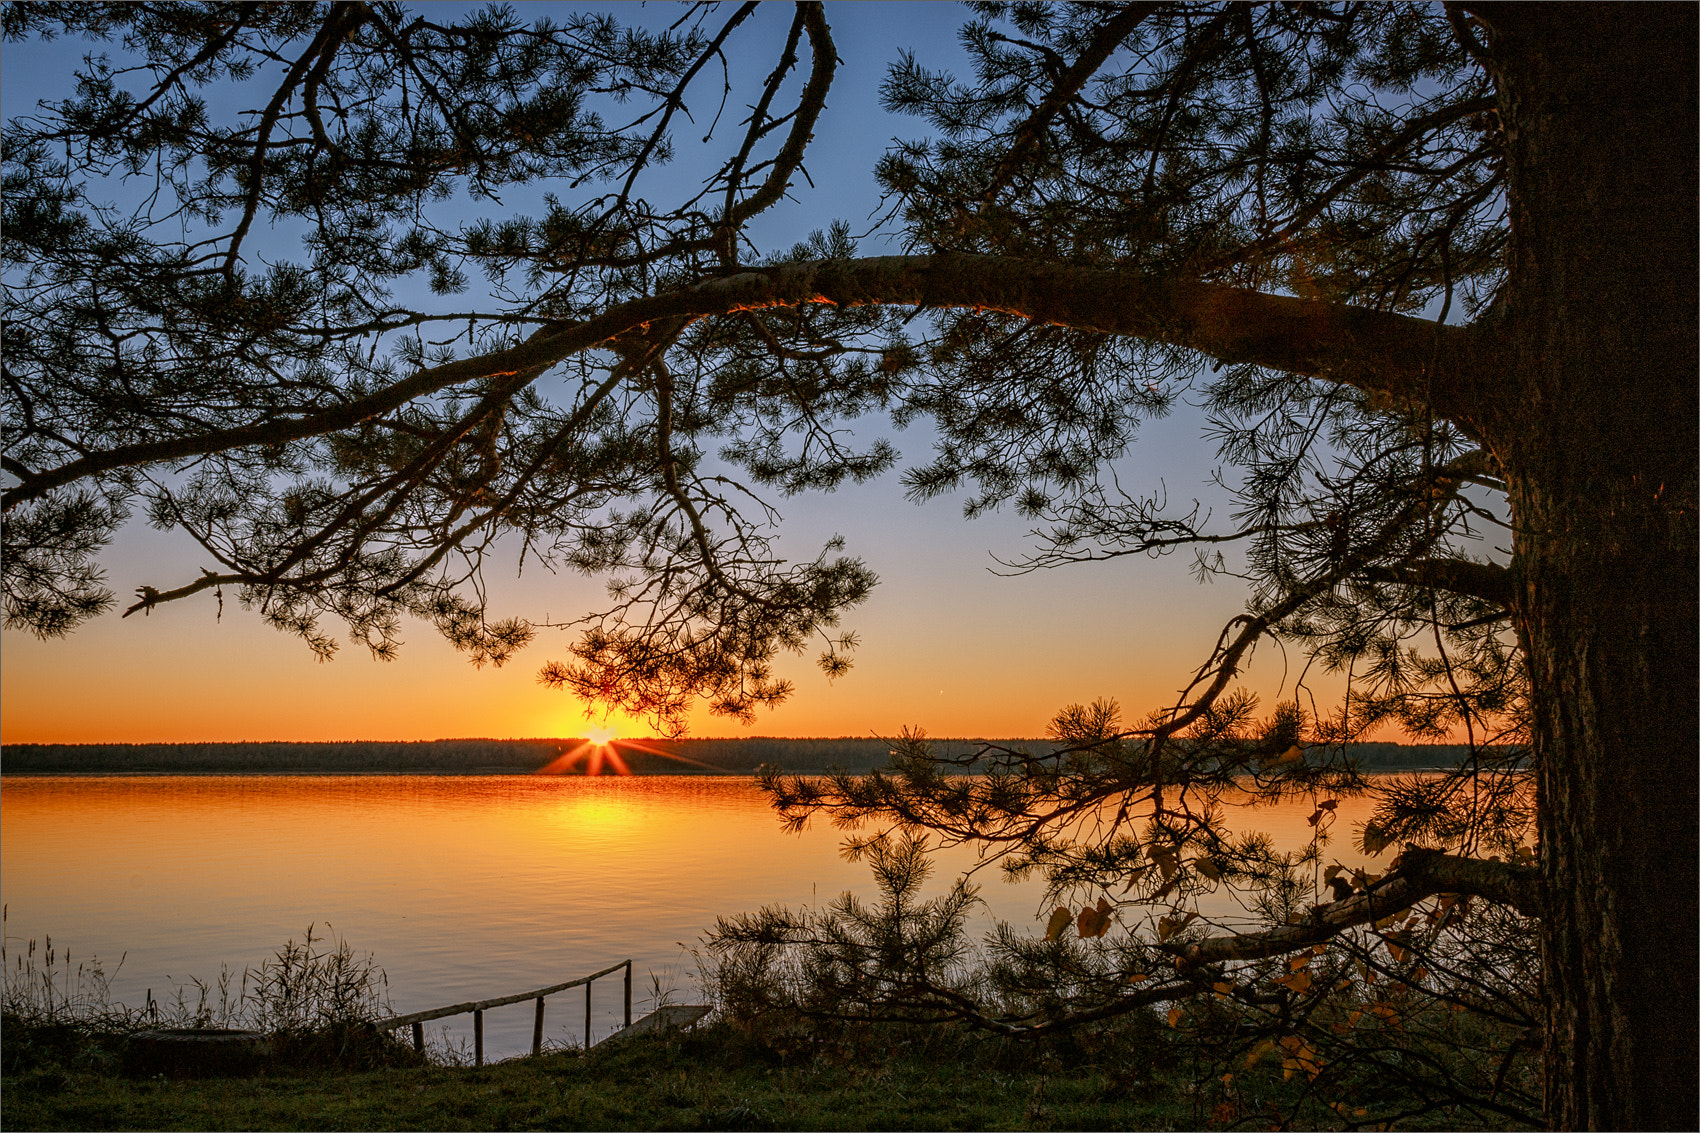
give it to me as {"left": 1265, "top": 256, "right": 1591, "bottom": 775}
{"left": 0, "top": 2, "right": 1372, "bottom": 745}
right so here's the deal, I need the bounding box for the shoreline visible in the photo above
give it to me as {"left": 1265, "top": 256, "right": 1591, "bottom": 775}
{"left": 1, "top": 738, "right": 1504, "bottom": 777}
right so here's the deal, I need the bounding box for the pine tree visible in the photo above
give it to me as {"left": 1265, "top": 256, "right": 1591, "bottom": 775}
{"left": 3, "top": 4, "right": 1692, "bottom": 1126}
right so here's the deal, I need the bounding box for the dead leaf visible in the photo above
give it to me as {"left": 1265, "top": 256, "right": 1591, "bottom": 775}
{"left": 1076, "top": 905, "right": 1108, "bottom": 939}
{"left": 1044, "top": 907, "right": 1072, "bottom": 941}
{"left": 1076, "top": 898, "right": 1114, "bottom": 938}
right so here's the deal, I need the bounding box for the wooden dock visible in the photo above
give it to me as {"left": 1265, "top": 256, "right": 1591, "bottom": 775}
{"left": 593, "top": 1004, "right": 712, "bottom": 1048}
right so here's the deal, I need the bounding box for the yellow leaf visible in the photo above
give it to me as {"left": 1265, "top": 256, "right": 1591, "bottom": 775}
{"left": 1311, "top": 943, "right": 1327, "bottom": 955}
{"left": 1280, "top": 744, "right": 1305, "bottom": 763}
{"left": 1213, "top": 981, "right": 1235, "bottom": 995}
{"left": 1244, "top": 1038, "right": 1276, "bottom": 1067}
{"left": 1288, "top": 952, "right": 1312, "bottom": 971}
{"left": 1195, "top": 857, "right": 1223, "bottom": 882}
{"left": 1044, "top": 907, "right": 1072, "bottom": 941}
{"left": 1126, "top": 973, "right": 1149, "bottom": 984}
{"left": 1167, "top": 1006, "right": 1184, "bottom": 1027}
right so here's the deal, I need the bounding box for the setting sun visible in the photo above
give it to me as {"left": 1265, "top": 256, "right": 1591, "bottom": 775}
{"left": 587, "top": 726, "right": 617, "bottom": 746}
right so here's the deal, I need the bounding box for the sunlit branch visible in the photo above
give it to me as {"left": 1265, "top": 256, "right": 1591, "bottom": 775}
{"left": 1168, "top": 847, "right": 1541, "bottom": 970}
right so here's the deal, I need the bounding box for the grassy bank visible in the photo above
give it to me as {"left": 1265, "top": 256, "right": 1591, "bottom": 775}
{"left": 3, "top": 1016, "right": 1206, "bottom": 1132}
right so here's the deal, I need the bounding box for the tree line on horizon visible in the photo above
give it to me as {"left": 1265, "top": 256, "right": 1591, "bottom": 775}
{"left": 2, "top": 736, "right": 1487, "bottom": 775}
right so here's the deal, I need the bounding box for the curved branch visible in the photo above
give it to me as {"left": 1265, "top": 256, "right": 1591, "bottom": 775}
{"left": 722, "top": 2, "right": 836, "bottom": 234}
{"left": 1171, "top": 846, "right": 1542, "bottom": 971}
{"left": 4, "top": 254, "right": 1494, "bottom": 510}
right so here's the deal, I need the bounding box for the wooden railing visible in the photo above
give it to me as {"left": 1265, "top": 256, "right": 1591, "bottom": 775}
{"left": 375, "top": 959, "right": 632, "bottom": 1066}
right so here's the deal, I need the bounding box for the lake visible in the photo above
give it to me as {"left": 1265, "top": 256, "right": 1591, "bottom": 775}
{"left": 0, "top": 774, "right": 1393, "bottom": 1060}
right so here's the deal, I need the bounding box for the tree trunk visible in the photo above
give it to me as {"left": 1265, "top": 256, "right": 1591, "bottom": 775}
{"left": 1482, "top": 5, "right": 1698, "bottom": 1128}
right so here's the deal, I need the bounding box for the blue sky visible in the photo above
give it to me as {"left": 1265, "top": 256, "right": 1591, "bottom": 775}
{"left": 1, "top": 3, "right": 1352, "bottom": 743}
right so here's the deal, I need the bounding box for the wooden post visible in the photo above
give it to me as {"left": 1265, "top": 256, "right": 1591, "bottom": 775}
{"left": 474, "top": 1009, "right": 483, "bottom": 1067}
{"left": 624, "top": 961, "right": 632, "bottom": 1029}
{"left": 584, "top": 979, "right": 592, "bottom": 1049}
{"left": 412, "top": 1022, "right": 424, "bottom": 1053}
{"left": 532, "top": 996, "right": 545, "bottom": 1056}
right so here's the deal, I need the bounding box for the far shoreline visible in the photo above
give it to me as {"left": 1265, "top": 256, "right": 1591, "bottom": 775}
{"left": 1, "top": 736, "right": 1494, "bottom": 777}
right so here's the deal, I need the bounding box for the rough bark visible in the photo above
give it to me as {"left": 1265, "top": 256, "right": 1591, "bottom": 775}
{"left": 1476, "top": 5, "right": 1700, "bottom": 1128}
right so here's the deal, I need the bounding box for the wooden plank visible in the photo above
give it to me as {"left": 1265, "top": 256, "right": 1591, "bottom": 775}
{"left": 374, "top": 960, "right": 630, "bottom": 1030}
{"left": 593, "top": 1005, "right": 711, "bottom": 1049}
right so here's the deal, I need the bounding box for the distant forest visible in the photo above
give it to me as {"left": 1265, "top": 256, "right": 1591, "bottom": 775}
{"left": 1, "top": 737, "right": 1496, "bottom": 776}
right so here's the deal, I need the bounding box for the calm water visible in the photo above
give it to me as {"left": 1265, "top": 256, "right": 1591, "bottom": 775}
{"left": 1, "top": 774, "right": 1387, "bottom": 1059}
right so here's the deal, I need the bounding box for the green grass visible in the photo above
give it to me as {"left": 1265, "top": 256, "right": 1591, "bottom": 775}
{"left": 3, "top": 1017, "right": 1206, "bottom": 1132}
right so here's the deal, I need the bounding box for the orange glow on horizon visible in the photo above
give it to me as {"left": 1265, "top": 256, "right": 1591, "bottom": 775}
{"left": 531, "top": 736, "right": 750, "bottom": 776}
{"left": 535, "top": 740, "right": 632, "bottom": 776}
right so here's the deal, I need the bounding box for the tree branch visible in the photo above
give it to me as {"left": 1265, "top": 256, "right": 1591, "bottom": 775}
{"left": 1360, "top": 557, "right": 1513, "bottom": 607}
{"left": 4, "top": 254, "right": 1494, "bottom": 510}
{"left": 980, "top": 3, "right": 1160, "bottom": 202}
{"left": 1170, "top": 846, "right": 1541, "bottom": 971}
